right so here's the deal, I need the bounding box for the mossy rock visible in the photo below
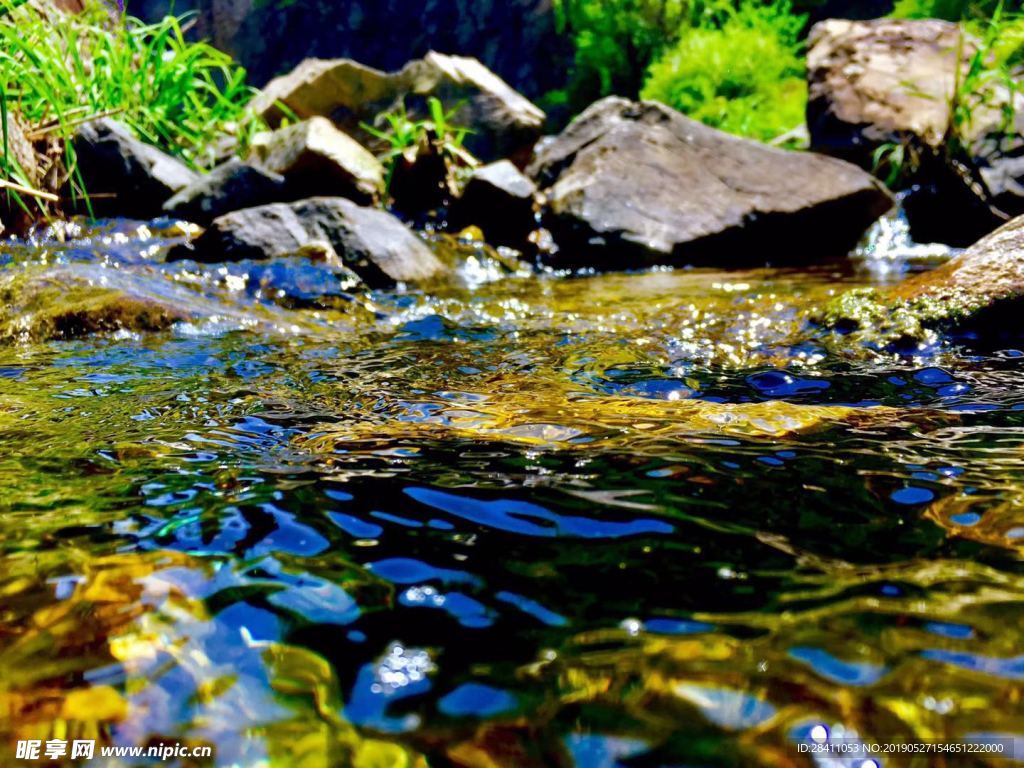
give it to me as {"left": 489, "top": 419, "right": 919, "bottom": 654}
{"left": 822, "top": 213, "right": 1024, "bottom": 346}
{"left": 0, "top": 266, "right": 194, "bottom": 342}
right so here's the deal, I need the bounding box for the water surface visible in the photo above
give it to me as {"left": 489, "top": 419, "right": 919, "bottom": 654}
{"left": 1, "top": 217, "right": 1022, "bottom": 766}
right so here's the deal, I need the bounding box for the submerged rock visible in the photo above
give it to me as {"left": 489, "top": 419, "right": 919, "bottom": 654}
{"left": 71, "top": 118, "right": 198, "bottom": 219}
{"left": 171, "top": 198, "right": 446, "bottom": 288}
{"left": 252, "top": 52, "right": 545, "bottom": 164}
{"left": 0, "top": 265, "right": 195, "bottom": 341}
{"left": 251, "top": 117, "right": 384, "bottom": 205}
{"left": 527, "top": 97, "right": 892, "bottom": 269}
{"left": 448, "top": 161, "right": 538, "bottom": 251}
{"left": 163, "top": 159, "right": 290, "bottom": 225}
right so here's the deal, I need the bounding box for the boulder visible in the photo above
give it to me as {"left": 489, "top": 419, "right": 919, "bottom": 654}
{"left": 449, "top": 160, "right": 538, "bottom": 250}
{"left": 163, "top": 159, "right": 290, "bottom": 225}
{"left": 250, "top": 117, "right": 384, "bottom": 205}
{"left": 170, "top": 198, "right": 446, "bottom": 287}
{"left": 527, "top": 97, "right": 893, "bottom": 269}
{"left": 252, "top": 52, "right": 545, "bottom": 164}
{"left": 71, "top": 118, "right": 198, "bottom": 219}
{"left": 823, "top": 213, "right": 1024, "bottom": 344}
{"left": 806, "top": 18, "right": 1021, "bottom": 246}
{"left": 806, "top": 18, "right": 969, "bottom": 166}
{"left": 126, "top": 0, "right": 568, "bottom": 103}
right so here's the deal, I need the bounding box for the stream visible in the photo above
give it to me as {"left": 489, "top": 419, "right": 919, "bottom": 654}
{"left": 1, "top": 211, "right": 1022, "bottom": 767}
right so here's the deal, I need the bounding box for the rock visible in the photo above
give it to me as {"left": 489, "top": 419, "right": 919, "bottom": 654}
{"left": 252, "top": 52, "right": 545, "bottom": 164}
{"left": 892, "top": 213, "right": 1024, "bottom": 325}
{"left": 805, "top": 18, "right": 1019, "bottom": 246}
{"left": 163, "top": 159, "right": 290, "bottom": 225}
{"left": 251, "top": 117, "right": 384, "bottom": 205}
{"left": 806, "top": 18, "right": 969, "bottom": 167}
{"left": 527, "top": 97, "right": 893, "bottom": 269}
{"left": 294, "top": 197, "right": 447, "bottom": 286}
{"left": 126, "top": 0, "right": 569, "bottom": 104}
{"left": 170, "top": 198, "right": 447, "bottom": 287}
{"left": 823, "top": 214, "right": 1024, "bottom": 343}
{"left": 0, "top": 265, "right": 193, "bottom": 342}
{"left": 449, "top": 161, "right": 538, "bottom": 250}
{"left": 170, "top": 203, "right": 313, "bottom": 263}
{"left": 71, "top": 118, "right": 198, "bottom": 219}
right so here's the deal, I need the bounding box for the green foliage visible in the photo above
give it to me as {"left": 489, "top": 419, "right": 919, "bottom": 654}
{"left": 0, "top": 0, "right": 261, "bottom": 219}
{"left": 641, "top": 1, "right": 807, "bottom": 142}
{"left": 553, "top": 0, "right": 692, "bottom": 107}
{"left": 361, "top": 97, "right": 478, "bottom": 199}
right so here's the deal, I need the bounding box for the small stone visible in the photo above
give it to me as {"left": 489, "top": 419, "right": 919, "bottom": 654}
{"left": 163, "top": 159, "right": 290, "bottom": 225}
{"left": 72, "top": 118, "right": 198, "bottom": 219}
{"left": 449, "top": 160, "right": 537, "bottom": 250}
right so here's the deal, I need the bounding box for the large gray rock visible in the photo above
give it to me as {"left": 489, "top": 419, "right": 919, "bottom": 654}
{"left": 527, "top": 97, "right": 893, "bottom": 269}
{"left": 251, "top": 117, "right": 384, "bottom": 205}
{"left": 252, "top": 52, "right": 546, "bottom": 164}
{"left": 170, "top": 198, "right": 446, "bottom": 287}
{"left": 449, "top": 160, "right": 538, "bottom": 250}
{"left": 72, "top": 118, "right": 198, "bottom": 219}
{"left": 163, "top": 159, "right": 290, "bottom": 225}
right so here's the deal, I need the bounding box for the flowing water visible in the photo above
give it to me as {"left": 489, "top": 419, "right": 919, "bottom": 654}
{"left": 1, "top": 214, "right": 1023, "bottom": 767}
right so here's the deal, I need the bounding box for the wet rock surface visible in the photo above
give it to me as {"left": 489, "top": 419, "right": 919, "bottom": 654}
{"left": 528, "top": 97, "right": 893, "bottom": 269}
{"left": 163, "top": 159, "right": 290, "bottom": 225}
{"left": 252, "top": 52, "right": 546, "bottom": 164}
{"left": 172, "top": 197, "right": 446, "bottom": 288}
{"left": 71, "top": 118, "right": 198, "bottom": 219}
{"left": 894, "top": 213, "right": 1024, "bottom": 318}
{"left": 448, "top": 161, "right": 538, "bottom": 251}
{"left": 0, "top": 264, "right": 196, "bottom": 341}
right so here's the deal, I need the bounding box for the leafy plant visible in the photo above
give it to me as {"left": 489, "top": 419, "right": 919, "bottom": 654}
{"left": 0, "top": 0, "right": 262, "bottom": 221}
{"left": 361, "top": 97, "right": 478, "bottom": 201}
{"left": 641, "top": 0, "right": 807, "bottom": 142}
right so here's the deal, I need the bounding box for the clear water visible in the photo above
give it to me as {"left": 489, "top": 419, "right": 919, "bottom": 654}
{"left": 1, "top": 218, "right": 1022, "bottom": 767}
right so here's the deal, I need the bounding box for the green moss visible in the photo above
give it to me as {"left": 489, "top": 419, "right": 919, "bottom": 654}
{"left": 819, "top": 286, "right": 990, "bottom": 349}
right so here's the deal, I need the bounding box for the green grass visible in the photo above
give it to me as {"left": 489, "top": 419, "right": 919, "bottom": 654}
{"left": 641, "top": 1, "right": 807, "bottom": 142}
{"left": 0, "top": 1, "right": 261, "bottom": 219}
